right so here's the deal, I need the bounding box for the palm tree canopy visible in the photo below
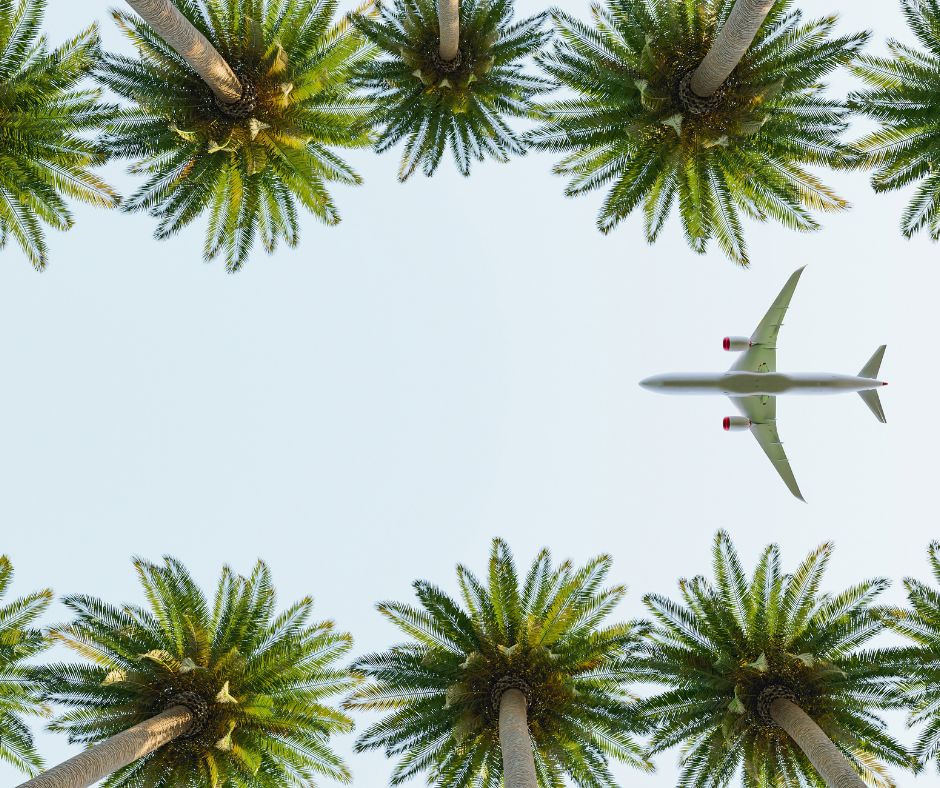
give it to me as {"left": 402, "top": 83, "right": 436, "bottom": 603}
{"left": 529, "top": 0, "right": 868, "bottom": 266}
{"left": 99, "top": 0, "right": 374, "bottom": 272}
{"left": 851, "top": 0, "right": 940, "bottom": 240}
{"left": 890, "top": 541, "right": 940, "bottom": 770}
{"left": 353, "top": 0, "right": 551, "bottom": 180}
{"left": 347, "top": 538, "right": 651, "bottom": 787}
{"left": 0, "top": 556, "right": 52, "bottom": 776}
{"left": 39, "top": 557, "right": 355, "bottom": 787}
{"left": 636, "top": 531, "right": 910, "bottom": 788}
{"left": 0, "top": 0, "right": 118, "bottom": 270}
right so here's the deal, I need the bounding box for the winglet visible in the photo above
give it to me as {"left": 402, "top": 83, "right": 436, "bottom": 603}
{"left": 747, "top": 420, "right": 807, "bottom": 502}
{"left": 789, "top": 477, "right": 807, "bottom": 503}
{"left": 787, "top": 478, "right": 807, "bottom": 503}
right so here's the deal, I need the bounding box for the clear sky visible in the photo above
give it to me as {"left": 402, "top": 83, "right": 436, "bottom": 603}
{"left": 0, "top": 0, "right": 935, "bottom": 785}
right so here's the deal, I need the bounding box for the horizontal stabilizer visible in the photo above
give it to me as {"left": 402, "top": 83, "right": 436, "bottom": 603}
{"left": 858, "top": 390, "right": 887, "bottom": 424}
{"left": 859, "top": 345, "right": 886, "bottom": 379}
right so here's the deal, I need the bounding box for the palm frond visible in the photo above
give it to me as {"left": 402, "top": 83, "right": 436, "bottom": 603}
{"left": 0, "top": 555, "right": 52, "bottom": 777}
{"left": 638, "top": 530, "right": 910, "bottom": 786}
{"left": 851, "top": 0, "right": 940, "bottom": 241}
{"left": 101, "top": 0, "right": 373, "bottom": 271}
{"left": 38, "top": 556, "right": 354, "bottom": 786}
{"left": 353, "top": 0, "right": 551, "bottom": 179}
{"left": 0, "top": 0, "right": 118, "bottom": 270}
{"left": 531, "top": 0, "right": 865, "bottom": 266}
{"left": 349, "top": 538, "right": 651, "bottom": 786}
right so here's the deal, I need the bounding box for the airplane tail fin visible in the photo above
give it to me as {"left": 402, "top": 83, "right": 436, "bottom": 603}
{"left": 858, "top": 390, "right": 886, "bottom": 423}
{"left": 858, "top": 345, "right": 886, "bottom": 379}
{"left": 857, "top": 345, "right": 887, "bottom": 424}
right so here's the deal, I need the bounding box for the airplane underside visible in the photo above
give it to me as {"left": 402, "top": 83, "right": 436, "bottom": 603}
{"left": 638, "top": 266, "right": 889, "bottom": 500}
{"left": 642, "top": 372, "right": 887, "bottom": 396}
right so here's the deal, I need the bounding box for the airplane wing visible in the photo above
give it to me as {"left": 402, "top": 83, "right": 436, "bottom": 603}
{"left": 732, "top": 395, "right": 805, "bottom": 501}
{"left": 732, "top": 267, "right": 806, "bottom": 374}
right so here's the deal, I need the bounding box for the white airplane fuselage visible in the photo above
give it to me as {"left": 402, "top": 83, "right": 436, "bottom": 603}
{"left": 640, "top": 372, "right": 887, "bottom": 397}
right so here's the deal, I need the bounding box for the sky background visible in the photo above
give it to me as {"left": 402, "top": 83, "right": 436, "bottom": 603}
{"left": 0, "top": 0, "right": 936, "bottom": 785}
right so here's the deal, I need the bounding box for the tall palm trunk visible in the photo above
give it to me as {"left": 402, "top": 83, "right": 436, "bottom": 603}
{"left": 436, "top": 0, "right": 460, "bottom": 62}
{"left": 498, "top": 689, "right": 538, "bottom": 788}
{"left": 16, "top": 706, "right": 193, "bottom": 788}
{"left": 125, "top": 0, "right": 243, "bottom": 104}
{"left": 690, "top": 0, "right": 775, "bottom": 97}
{"left": 769, "top": 697, "right": 866, "bottom": 788}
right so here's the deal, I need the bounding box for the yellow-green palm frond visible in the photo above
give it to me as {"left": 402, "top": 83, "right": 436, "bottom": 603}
{"left": 530, "top": 0, "right": 868, "bottom": 266}
{"left": 353, "top": 0, "right": 551, "bottom": 180}
{"left": 636, "top": 531, "right": 913, "bottom": 787}
{"left": 100, "top": 0, "right": 375, "bottom": 272}
{"left": 0, "top": 0, "right": 118, "bottom": 270}
{"left": 348, "top": 538, "right": 651, "bottom": 787}
{"left": 38, "top": 557, "right": 355, "bottom": 787}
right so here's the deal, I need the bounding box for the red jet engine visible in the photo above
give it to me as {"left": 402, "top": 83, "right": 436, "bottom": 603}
{"left": 723, "top": 336, "right": 751, "bottom": 351}
{"left": 723, "top": 416, "right": 752, "bottom": 431}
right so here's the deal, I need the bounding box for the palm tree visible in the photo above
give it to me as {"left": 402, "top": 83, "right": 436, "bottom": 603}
{"left": 851, "top": 0, "right": 940, "bottom": 241}
{"left": 529, "top": 0, "right": 867, "bottom": 266}
{"left": 101, "top": 0, "right": 374, "bottom": 272}
{"left": 0, "top": 0, "right": 118, "bottom": 270}
{"left": 886, "top": 541, "right": 940, "bottom": 772}
{"left": 347, "top": 538, "right": 651, "bottom": 787}
{"left": 635, "top": 531, "right": 911, "bottom": 788}
{"left": 19, "top": 557, "right": 354, "bottom": 788}
{"left": 353, "top": 0, "right": 551, "bottom": 180}
{"left": 0, "top": 556, "right": 52, "bottom": 778}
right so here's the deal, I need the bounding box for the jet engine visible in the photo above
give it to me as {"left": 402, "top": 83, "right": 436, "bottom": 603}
{"left": 723, "top": 416, "right": 752, "bottom": 431}
{"left": 723, "top": 336, "right": 751, "bottom": 351}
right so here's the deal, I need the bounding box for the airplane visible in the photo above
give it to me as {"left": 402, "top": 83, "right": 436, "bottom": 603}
{"left": 639, "top": 266, "right": 887, "bottom": 501}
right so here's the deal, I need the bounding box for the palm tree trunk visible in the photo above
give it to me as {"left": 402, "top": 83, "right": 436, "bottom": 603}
{"left": 768, "top": 697, "right": 866, "bottom": 788}
{"left": 125, "top": 0, "right": 243, "bottom": 104}
{"left": 498, "top": 689, "right": 538, "bottom": 788}
{"left": 436, "top": 0, "right": 460, "bottom": 62}
{"left": 15, "top": 706, "right": 193, "bottom": 788}
{"left": 689, "top": 0, "right": 775, "bottom": 97}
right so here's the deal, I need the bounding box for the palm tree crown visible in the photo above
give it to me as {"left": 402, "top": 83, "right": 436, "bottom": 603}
{"left": 353, "top": 0, "right": 551, "bottom": 180}
{"left": 851, "top": 0, "right": 940, "bottom": 240}
{"left": 38, "top": 557, "right": 355, "bottom": 787}
{"left": 0, "top": 0, "right": 118, "bottom": 270}
{"left": 99, "top": 0, "right": 374, "bottom": 272}
{"left": 530, "top": 0, "right": 867, "bottom": 266}
{"left": 636, "top": 531, "right": 910, "bottom": 787}
{"left": 0, "top": 556, "right": 51, "bottom": 777}
{"left": 347, "top": 538, "right": 650, "bottom": 787}
{"left": 889, "top": 541, "right": 940, "bottom": 771}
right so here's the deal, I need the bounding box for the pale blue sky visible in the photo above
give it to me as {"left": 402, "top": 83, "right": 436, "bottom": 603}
{"left": 0, "top": 0, "right": 936, "bottom": 785}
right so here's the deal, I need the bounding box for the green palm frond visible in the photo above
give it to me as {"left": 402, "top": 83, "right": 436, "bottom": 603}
{"left": 851, "top": 0, "right": 940, "bottom": 240}
{"left": 0, "top": 0, "right": 118, "bottom": 270}
{"left": 353, "top": 0, "right": 551, "bottom": 180}
{"left": 0, "top": 556, "right": 52, "bottom": 777}
{"left": 100, "top": 0, "right": 374, "bottom": 272}
{"left": 529, "top": 0, "right": 867, "bottom": 266}
{"left": 39, "top": 556, "right": 355, "bottom": 787}
{"left": 347, "top": 538, "right": 651, "bottom": 787}
{"left": 636, "top": 531, "right": 911, "bottom": 787}
{"left": 884, "top": 541, "right": 940, "bottom": 771}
